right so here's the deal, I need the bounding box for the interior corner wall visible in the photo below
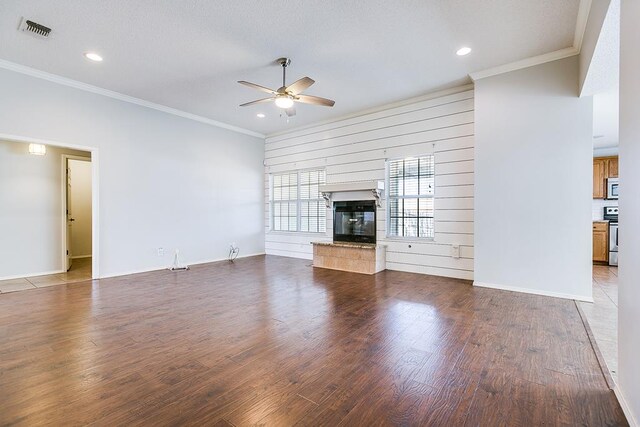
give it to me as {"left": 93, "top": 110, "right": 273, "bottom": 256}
{"left": 264, "top": 87, "right": 475, "bottom": 280}
{"left": 0, "top": 67, "right": 265, "bottom": 279}
{"left": 474, "top": 56, "right": 593, "bottom": 301}
{"left": 618, "top": 0, "right": 640, "bottom": 423}
{"left": 0, "top": 141, "right": 89, "bottom": 278}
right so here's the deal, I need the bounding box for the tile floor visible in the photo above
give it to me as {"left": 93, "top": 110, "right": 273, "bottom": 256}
{"left": 0, "top": 257, "right": 92, "bottom": 294}
{"left": 579, "top": 265, "right": 618, "bottom": 383}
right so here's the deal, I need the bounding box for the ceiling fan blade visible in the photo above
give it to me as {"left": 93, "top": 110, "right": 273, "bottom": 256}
{"left": 240, "top": 97, "right": 273, "bottom": 107}
{"left": 285, "top": 107, "right": 296, "bottom": 117}
{"left": 286, "top": 77, "right": 315, "bottom": 95}
{"left": 296, "top": 94, "right": 335, "bottom": 107}
{"left": 238, "top": 81, "right": 277, "bottom": 95}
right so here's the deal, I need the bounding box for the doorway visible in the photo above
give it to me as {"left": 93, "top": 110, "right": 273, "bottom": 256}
{"left": 578, "top": 0, "right": 620, "bottom": 387}
{"left": 0, "top": 135, "right": 99, "bottom": 293}
{"left": 63, "top": 156, "right": 93, "bottom": 275}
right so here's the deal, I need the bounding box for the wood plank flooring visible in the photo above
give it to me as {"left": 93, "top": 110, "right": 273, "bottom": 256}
{"left": 0, "top": 255, "right": 627, "bottom": 426}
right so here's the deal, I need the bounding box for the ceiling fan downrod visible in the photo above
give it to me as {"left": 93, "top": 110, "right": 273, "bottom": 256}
{"left": 277, "top": 57, "right": 291, "bottom": 89}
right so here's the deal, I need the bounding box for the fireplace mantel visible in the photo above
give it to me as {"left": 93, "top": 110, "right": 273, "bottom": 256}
{"left": 319, "top": 180, "right": 384, "bottom": 208}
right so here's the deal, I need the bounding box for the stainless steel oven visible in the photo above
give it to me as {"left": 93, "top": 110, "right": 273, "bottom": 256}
{"left": 609, "top": 223, "right": 618, "bottom": 266}
{"left": 607, "top": 178, "right": 619, "bottom": 200}
{"left": 604, "top": 206, "right": 619, "bottom": 266}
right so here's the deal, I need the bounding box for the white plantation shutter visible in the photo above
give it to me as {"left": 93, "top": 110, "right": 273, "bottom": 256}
{"left": 271, "top": 169, "right": 326, "bottom": 233}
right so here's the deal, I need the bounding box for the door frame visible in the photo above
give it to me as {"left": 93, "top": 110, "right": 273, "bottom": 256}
{"left": 0, "top": 133, "right": 100, "bottom": 279}
{"left": 62, "top": 154, "right": 92, "bottom": 272}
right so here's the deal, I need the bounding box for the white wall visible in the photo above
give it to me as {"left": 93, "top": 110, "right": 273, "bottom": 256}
{"left": 0, "top": 67, "right": 265, "bottom": 279}
{"left": 68, "top": 158, "right": 92, "bottom": 258}
{"left": 0, "top": 141, "right": 90, "bottom": 277}
{"left": 617, "top": 0, "right": 640, "bottom": 423}
{"left": 474, "top": 56, "right": 594, "bottom": 301}
{"left": 593, "top": 146, "right": 618, "bottom": 157}
{"left": 264, "top": 87, "right": 475, "bottom": 280}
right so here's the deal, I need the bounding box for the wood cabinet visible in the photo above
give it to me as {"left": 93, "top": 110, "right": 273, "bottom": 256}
{"left": 593, "top": 159, "right": 607, "bottom": 199}
{"left": 607, "top": 157, "right": 618, "bottom": 178}
{"left": 593, "top": 221, "right": 609, "bottom": 263}
{"left": 593, "top": 156, "right": 618, "bottom": 199}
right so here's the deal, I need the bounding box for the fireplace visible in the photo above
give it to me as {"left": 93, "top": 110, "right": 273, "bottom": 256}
{"left": 333, "top": 200, "right": 376, "bottom": 244}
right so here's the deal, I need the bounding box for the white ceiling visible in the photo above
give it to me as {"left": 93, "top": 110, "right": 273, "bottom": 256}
{"left": 583, "top": 0, "right": 619, "bottom": 149}
{"left": 0, "top": 0, "right": 581, "bottom": 135}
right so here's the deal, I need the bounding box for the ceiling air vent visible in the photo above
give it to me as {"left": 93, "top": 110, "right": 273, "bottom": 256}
{"left": 19, "top": 18, "right": 51, "bottom": 38}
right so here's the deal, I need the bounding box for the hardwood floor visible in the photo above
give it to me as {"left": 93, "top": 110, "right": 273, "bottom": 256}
{"left": 0, "top": 255, "right": 627, "bottom": 426}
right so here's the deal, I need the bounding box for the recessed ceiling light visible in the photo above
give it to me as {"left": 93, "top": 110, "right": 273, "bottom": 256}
{"left": 84, "top": 52, "right": 103, "bottom": 62}
{"left": 456, "top": 47, "right": 472, "bottom": 56}
{"left": 256, "top": 113, "right": 266, "bottom": 118}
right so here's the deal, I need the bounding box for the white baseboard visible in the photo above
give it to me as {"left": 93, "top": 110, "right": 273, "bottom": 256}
{"left": 473, "top": 281, "right": 593, "bottom": 302}
{"left": 0, "top": 269, "right": 65, "bottom": 281}
{"left": 71, "top": 255, "right": 92, "bottom": 260}
{"left": 98, "top": 252, "right": 266, "bottom": 279}
{"left": 614, "top": 386, "right": 638, "bottom": 427}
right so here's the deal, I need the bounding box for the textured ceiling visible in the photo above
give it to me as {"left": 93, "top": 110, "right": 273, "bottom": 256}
{"left": 0, "top": 0, "right": 581, "bottom": 135}
{"left": 582, "top": 0, "right": 619, "bottom": 97}
{"left": 583, "top": 0, "right": 619, "bottom": 148}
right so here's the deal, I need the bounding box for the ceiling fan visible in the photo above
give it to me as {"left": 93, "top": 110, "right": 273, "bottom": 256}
{"left": 238, "top": 57, "right": 335, "bottom": 117}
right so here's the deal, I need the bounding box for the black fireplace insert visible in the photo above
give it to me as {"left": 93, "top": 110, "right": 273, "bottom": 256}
{"left": 333, "top": 200, "right": 376, "bottom": 244}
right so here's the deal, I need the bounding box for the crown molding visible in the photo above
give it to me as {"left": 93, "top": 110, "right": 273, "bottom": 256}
{"left": 469, "top": 46, "right": 580, "bottom": 81}
{"left": 470, "top": 0, "right": 591, "bottom": 82}
{"left": 266, "top": 83, "right": 474, "bottom": 139}
{"left": 574, "top": 0, "right": 593, "bottom": 52}
{"left": 0, "top": 59, "right": 264, "bottom": 139}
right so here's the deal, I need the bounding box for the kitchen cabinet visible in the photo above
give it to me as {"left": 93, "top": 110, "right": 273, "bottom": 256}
{"left": 607, "top": 157, "right": 618, "bottom": 178}
{"left": 593, "top": 156, "right": 618, "bottom": 199}
{"left": 593, "top": 221, "right": 609, "bottom": 263}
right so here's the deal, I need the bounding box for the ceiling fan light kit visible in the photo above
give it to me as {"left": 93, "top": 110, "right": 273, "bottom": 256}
{"left": 238, "top": 57, "right": 335, "bottom": 117}
{"left": 274, "top": 95, "right": 294, "bottom": 109}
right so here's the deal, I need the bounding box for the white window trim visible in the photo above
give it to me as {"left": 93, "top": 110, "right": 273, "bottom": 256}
{"left": 270, "top": 168, "right": 327, "bottom": 234}
{"left": 385, "top": 155, "right": 435, "bottom": 240}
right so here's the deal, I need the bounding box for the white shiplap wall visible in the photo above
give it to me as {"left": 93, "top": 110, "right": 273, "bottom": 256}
{"left": 264, "top": 86, "right": 475, "bottom": 280}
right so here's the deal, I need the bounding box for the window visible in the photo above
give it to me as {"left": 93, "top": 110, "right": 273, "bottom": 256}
{"left": 272, "top": 169, "right": 326, "bottom": 233}
{"left": 387, "top": 156, "right": 435, "bottom": 238}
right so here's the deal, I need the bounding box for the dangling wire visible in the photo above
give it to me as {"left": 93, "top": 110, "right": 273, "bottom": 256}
{"left": 228, "top": 244, "right": 240, "bottom": 262}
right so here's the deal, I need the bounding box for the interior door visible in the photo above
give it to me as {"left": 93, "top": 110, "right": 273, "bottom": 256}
{"left": 66, "top": 160, "right": 73, "bottom": 271}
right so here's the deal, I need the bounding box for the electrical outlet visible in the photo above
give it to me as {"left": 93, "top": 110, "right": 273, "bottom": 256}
{"left": 157, "top": 247, "right": 164, "bottom": 257}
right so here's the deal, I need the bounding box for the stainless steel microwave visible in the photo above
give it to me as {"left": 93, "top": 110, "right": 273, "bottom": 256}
{"left": 607, "top": 178, "right": 619, "bottom": 200}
